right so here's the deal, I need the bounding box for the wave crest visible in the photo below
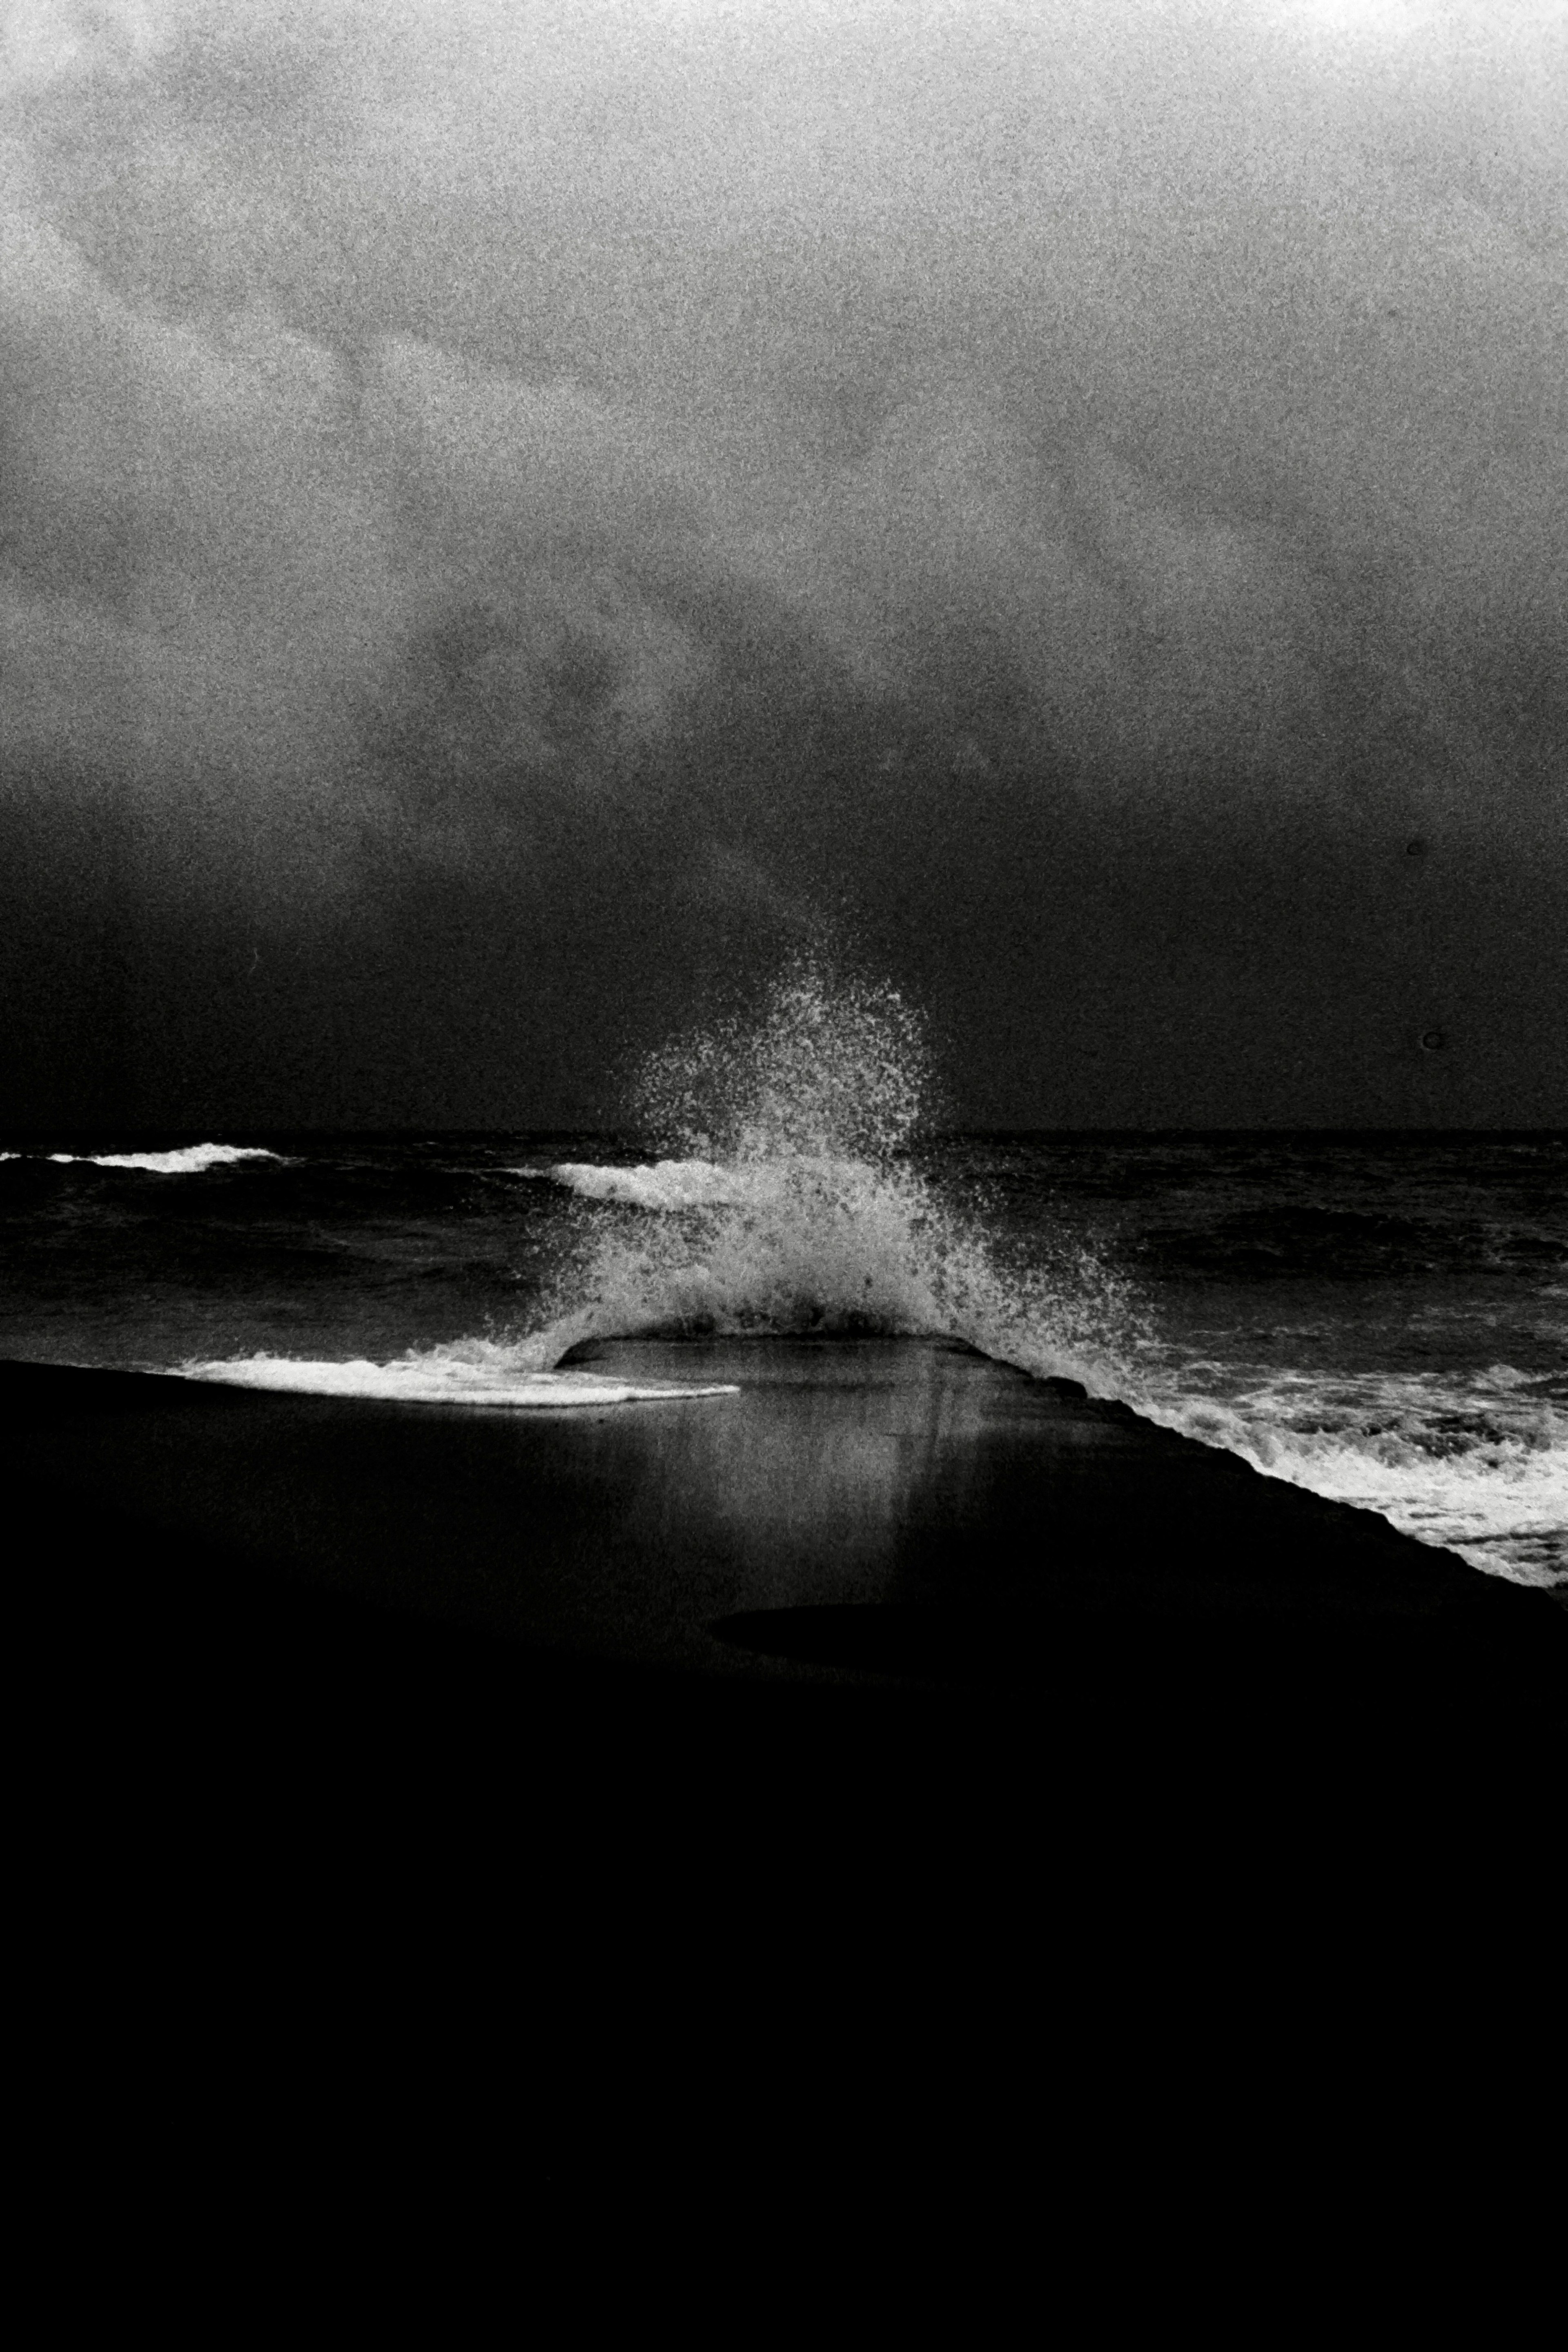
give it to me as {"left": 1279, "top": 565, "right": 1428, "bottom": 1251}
{"left": 516, "top": 969, "right": 1137, "bottom": 1392}
{"left": 515, "top": 1158, "right": 751, "bottom": 1210}
{"left": 46, "top": 1144, "right": 281, "bottom": 1175}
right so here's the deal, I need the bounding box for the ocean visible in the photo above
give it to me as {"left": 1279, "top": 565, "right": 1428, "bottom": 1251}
{"left": 2, "top": 978, "right": 1563, "bottom": 1591}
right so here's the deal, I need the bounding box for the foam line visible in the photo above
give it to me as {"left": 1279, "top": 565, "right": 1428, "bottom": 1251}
{"left": 177, "top": 1353, "right": 739, "bottom": 1408}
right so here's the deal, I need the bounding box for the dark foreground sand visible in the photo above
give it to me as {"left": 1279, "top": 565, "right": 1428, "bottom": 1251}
{"left": 5, "top": 1329, "right": 1560, "bottom": 1920}
{"left": 9, "top": 1335, "right": 1562, "bottom": 2126}
{"left": 8, "top": 1331, "right": 1560, "bottom": 1711}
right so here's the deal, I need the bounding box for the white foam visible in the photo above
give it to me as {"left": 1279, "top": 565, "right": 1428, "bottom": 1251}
{"left": 47, "top": 1144, "right": 281, "bottom": 1175}
{"left": 517, "top": 1158, "right": 757, "bottom": 1210}
{"left": 513, "top": 976, "right": 1132, "bottom": 1399}
{"left": 177, "top": 1344, "right": 738, "bottom": 1408}
{"left": 1134, "top": 1364, "right": 1568, "bottom": 1586}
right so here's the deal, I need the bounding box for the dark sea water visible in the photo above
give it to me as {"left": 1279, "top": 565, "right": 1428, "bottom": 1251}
{"left": 2, "top": 1122, "right": 1562, "bottom": 1588}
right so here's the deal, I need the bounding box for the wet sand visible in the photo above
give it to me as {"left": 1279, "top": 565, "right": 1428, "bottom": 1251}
{"left": 7, "top": 1330, "right": 1560, "bottom": 1689}
{"left": 2, "top": 1334, "right": 1548, "bottom": 1621}
{"left": 9, "top": 1329, "right": 1559, "bottom": 2196}
{"left": 7, "top": 1335, "right": 1561, "bottom": 1900}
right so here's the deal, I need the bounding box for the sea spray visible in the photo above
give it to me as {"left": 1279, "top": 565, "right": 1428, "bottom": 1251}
{"left": 511, "top": 961, "right": 1142, "bottom": 1390}
{"left": 634, "top": 962, "right": 930, "bottom": 1165}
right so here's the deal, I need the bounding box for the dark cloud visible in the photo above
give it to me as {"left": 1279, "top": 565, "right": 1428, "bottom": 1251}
{"left": 2, "top": 0, "right": 1564, "bottom": 1124}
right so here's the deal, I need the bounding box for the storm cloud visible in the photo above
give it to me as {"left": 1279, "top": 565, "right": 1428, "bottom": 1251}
{"left": 2, "top": 0, "right": 1564, "bottom": 1124}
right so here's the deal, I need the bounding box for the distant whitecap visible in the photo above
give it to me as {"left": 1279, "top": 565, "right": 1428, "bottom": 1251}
{"left": 46, "top": 1144, "right": 282, "bottom": 1174}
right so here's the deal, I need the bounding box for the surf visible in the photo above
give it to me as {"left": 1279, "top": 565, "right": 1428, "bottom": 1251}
{"left": 495, "top": 962, "right": 1563, "bottom": 1588}
{"left": 145, "top": 967, "right": 1565, "bottom": 1586}
{"left": 42, "top": 1144, "right": 283, "bottom": 1175}
{"left": 177, "top": 1343, "right": 737, "bottom": 1409}
{"left": 508, "top": 962, "right": 1139, "bottom": 1392}
{"left": 514, "top": 1159, "right": 754, "bottom": 1210}
{"left": 1130, "top": 1364, "right": 1567, "bottom": 1586}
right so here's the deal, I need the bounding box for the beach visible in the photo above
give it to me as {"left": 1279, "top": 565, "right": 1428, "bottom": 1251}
{"left": 11, "top": 1336, "right": 1561, "bottom": 1774}
{"left": 10, "top": 1320, "right": 1561, "bottom": 2153}
{"left": 11, "top": 4, "right": 1568, "bottom": 2207}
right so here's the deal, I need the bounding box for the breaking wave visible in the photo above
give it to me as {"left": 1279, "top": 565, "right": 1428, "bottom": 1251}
{"left": 512, "top": 963, "right": 1138, "bottom": 1394}
{"left": 45, "top": 1143, "right": 282, "bottom": 1175}
{"left": 96, "top": 965, "right": 1557, "bottom": 1587}
{"left": 495, "top": 960, "right": 1561, "bottom": 1588}
{"left": 515, "top": 1158, "right": 751, "bottom": 1210}
{"left": 1135, "top": 1365, "right": 1567, "bottom": 1586}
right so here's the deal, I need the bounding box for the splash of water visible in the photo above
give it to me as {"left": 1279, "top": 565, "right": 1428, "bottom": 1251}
{"left": 634, "top": 962, "right": 930, "bottom": 1164}
{"left": 511, "top": 961, "right": 1138, "bottom": 1388}
{"left": 176, "top": 962, "right": 1135, "bottom": 1411}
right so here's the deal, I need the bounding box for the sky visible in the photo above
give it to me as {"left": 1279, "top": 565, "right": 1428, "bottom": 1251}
{"left": 2, "top": 0, "right": 1564, "bottom": 1128}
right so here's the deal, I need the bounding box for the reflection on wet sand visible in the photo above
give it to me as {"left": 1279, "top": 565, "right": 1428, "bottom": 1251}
{"left": 3, "top": 1338, "right": 1546, "bottom": 1689}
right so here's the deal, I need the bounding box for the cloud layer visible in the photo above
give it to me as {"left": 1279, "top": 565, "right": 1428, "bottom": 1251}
{"left": 3, "top": 0, "right": 1564, "bottom": 1122}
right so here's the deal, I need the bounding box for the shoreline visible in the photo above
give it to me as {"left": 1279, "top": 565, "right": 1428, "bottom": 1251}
{"left": 7, "top": 1337, "right": 1561, "bottom": 1898}
{"left": 4, "top": 1336, "right": 1559, "bottom": 1668}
